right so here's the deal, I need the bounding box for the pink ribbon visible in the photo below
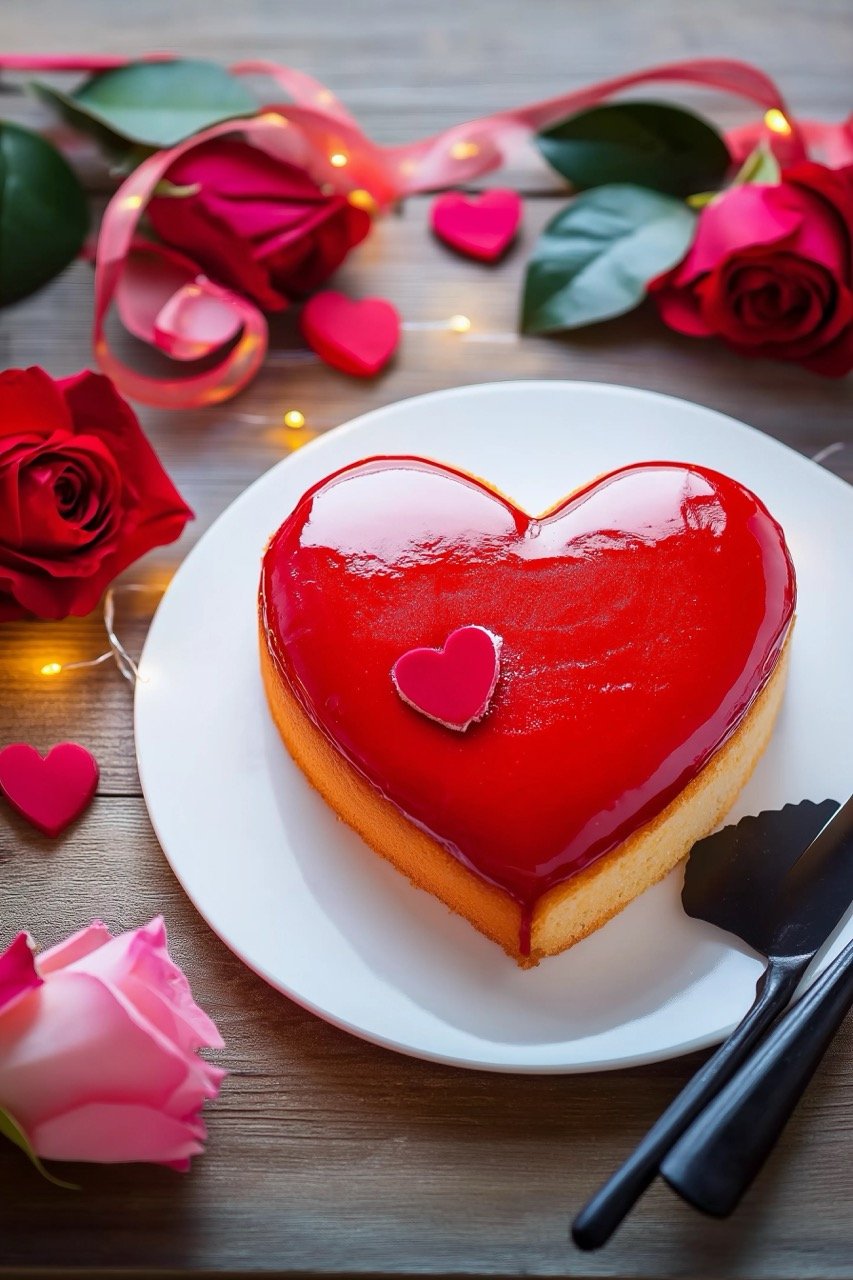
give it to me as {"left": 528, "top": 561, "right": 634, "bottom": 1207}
{"left": 2, "top": 53, "right": 851, "bottom": 407}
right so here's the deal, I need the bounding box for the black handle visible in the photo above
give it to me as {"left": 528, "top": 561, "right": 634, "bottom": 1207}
{"left": 571, "top": 956, "right": 803, "bottom": 1250}
{"left": 661, "top": 935, "right": 853, "bottom": 1217}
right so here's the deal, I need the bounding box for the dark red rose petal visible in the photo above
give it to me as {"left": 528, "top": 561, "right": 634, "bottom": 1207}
{"left": 0, "top": 367, "right": 71, "bottom": 443}
{"left": 0, "top": 368, "right": 193, "bottom": 620}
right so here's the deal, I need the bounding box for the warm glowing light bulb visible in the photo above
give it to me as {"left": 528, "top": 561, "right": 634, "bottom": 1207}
{"left": 448, "top": 314, "right": 471, "bottom": 334}
{"left": 284, "top": 409, "right": 306, "bottom": 429}
{"left": 329, "top": 152, "right": 348, "bottom": 168}
{"left": 450, "top": 140, "right": 480, "bottom": 160}
{"left": 123, "top": 193, "right": 144, "bottom": 211}
{"left": 316, "top": 90, "right": 334, "bottom": 106}
{"left": 764, "top": 109, "right": 792, "bottom": 136}
{"left": 348, "top": 188, "right": 378, "bottom": 214}
{"left": 40, "top": 662, "right": 62, "bottom": 677}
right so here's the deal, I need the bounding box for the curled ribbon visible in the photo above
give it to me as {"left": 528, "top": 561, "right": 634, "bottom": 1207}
{"left": 2, "top": 54, "right": 851, "bottom": 407}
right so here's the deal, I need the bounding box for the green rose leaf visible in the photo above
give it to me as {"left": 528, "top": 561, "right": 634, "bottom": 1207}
{"left": 686, "top": 190, "right": 717, "bottom": 210}
{"left": 34, "top": 58, "right": 258, "bottom": 149}
{"left": 0, "top": 122, "right": 89, "bottom": 306}
{"left": 731, "top": 141, "right": 781, "bottom": 188}
{"left": 521, "top": 184, "right": 696, "bottom": 334}
{"left": 536, "top": 102, "right": 732, "bottom": 198}
{"left": 688, "top": 142, "right": 781, "bottom": 209}
{"left": 0, "top": 1106, "right": 78, "bottom": 1190}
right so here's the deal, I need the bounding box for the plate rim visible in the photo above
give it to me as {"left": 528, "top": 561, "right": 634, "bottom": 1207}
{"left": 135, "top": 378, "right": 852, "bottom": 1073}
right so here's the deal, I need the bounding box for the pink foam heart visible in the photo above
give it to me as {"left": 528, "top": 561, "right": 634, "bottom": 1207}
{"left": 391, "top": 626, "right": 502, "bottom": 732}
{"left": 0, "top": 743, "right": 99, "bottom": 837}
{"left": 430, "top": 189, "right": 522, "bottom": 262}
{"left": 301, "top": 291, "right": 400, "bottom": 377}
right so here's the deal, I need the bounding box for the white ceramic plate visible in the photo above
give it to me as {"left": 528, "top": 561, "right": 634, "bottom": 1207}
{"left": 135, "top": 381, "right": 853, "bottom": 1073}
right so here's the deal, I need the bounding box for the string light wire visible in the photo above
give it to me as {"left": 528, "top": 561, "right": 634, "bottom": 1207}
{"left": 40, "top": 584, "right": 158, "bottom": 685}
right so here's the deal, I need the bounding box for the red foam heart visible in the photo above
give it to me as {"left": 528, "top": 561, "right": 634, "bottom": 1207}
{"left": 0, "top": 743, "right": 99, "bottom": 837}
{"left": 301, "top": 292, "right": 400, "bottom": 377}
{"left": 392, "top": 625, "right": 502, "bottom": 731}
{"left": 261, "top": 458, "right": 794, "bottom": 911}
{"left": 430, "top": 189, "right": 522, "bottom": 261}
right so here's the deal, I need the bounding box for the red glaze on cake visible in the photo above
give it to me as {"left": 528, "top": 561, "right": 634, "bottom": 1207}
{"left": 260, "top": 456, "right": 795, "bottom": 938}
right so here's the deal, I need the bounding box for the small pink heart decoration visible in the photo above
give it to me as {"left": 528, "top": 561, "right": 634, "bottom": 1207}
{"left": 301, "top": 291, "right": 400, "bottom": 377}
{"left": 0, "top": 743, "right": 99, "bottom": 837}
{"left": 430, "top": 189, "right": 522, "bottom": 262}
{"left": 391, "top": 626, "right": 502, "bottom": 732}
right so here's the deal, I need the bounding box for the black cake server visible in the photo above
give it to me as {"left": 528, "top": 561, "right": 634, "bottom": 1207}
{"left": 572, "top": 796, "right": 851, "bottom": 1251}
{"left": 662, "top": 820, "right": 853, "bottom": 1216}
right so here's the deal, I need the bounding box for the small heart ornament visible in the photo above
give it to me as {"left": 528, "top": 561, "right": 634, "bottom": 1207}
{"left": 430, "top": 189, "right": 522, "bottom": 261}
{"left": 0, "top": 743, "right": 99, "bottom": 837}
{"left": 392, "top": 625, "right": 502, "bottom": 731}
{"left": 301, "top": 291, "right": 400, "bottom": 377}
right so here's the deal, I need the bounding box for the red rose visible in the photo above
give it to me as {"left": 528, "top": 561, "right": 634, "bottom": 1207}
{"left": 651, "top": 163, "right": 853, "bottom": 376}
{"left": 0, "top": 367, "right": 192, "bottom": 621}
{"left": 146, "top": 140, "right": 372, "bottom": 312}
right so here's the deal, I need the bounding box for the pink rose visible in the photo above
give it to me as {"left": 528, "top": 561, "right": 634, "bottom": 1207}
{"left": 651, "top": 163, "right": 853, "bottom": 376}
{"left": 0, "top": 919, "right": 223, "bottom": 1170}
{"left": 146, "top": 139, "right": 372, "bottom": 311}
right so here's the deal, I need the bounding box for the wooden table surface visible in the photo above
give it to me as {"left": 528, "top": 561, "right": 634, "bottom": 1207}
{"left": 1, "top": 2, "right": 852, "bottom": 1276}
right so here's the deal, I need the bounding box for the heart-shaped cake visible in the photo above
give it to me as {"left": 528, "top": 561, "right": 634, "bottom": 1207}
{"left": 259, "top": 457, "right": 795, "bottom": 965}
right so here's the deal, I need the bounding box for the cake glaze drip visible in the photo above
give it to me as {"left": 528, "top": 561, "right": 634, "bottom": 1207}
{"left": 260, "top": 456, "right": 796, "bottom": 949}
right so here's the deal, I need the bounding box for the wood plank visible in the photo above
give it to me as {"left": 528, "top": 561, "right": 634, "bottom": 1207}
{"left": 2, "top": 0, "right": 852, "bottom": 192}
{"left": 3, "top": 0, "right": 852, "bottom": 143}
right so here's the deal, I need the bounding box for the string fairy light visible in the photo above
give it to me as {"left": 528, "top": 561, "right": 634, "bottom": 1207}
{"left": 811, "top": 442, "right": 845, "bottom": 466}
{"left": 37, "top": 584, "right": 160, "bottom": 685}
{"left": 399, "top": 314, "right": 473, "bottom": 333}
{"left": 40, "top": 653, "right": 113, "bottom": 678}
{"left": 329, "top": 152, "right": 348, "bottom": 168}
{"left": 401, "top": 314, "right": 517, "bottom": 344}
{"left": 347, "top": 188, "right": 378, "bottom": 214}
{"left": 807, "top": 442, "right": 852, "bottom": 492}
{"left": 283, "top": 409, "right": 306, "bottom": 429}
{"left": 764, "top": 108, "right": 792, "bottom": 136}
{"left": 449, "top": 140, "right": 480, "bottom": 160}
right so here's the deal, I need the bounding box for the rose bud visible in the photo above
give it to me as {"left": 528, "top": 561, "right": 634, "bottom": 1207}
{"left": 651, "top": 162, "right": 853, "bottom": 376}
{"left": 146, "top": 139, "right": 373, "bottom": 311}
{"left": 0, "top": 366, "right": 192, "bottom": 621}
{"left": 0, "top": 919, "right": 224, "bottom": 1169}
